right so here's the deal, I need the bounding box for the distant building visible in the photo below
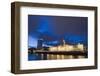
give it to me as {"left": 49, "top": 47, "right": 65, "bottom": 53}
{"left": 49, "top": 39, "right": 84, "bottom": 52}
{"left": 60, "top": 39, "right": 66, "bottom": 46}
{"left": 37, "top": 39, "right": 43, "bottom": 50}
{"left": 77, "top": 43, "right": 84, "bottom": 51}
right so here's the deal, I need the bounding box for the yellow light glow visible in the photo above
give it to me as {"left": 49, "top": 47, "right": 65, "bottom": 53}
{"left": 77, "top": 43, "right": 84, "bottom": 51}
{"left": 49, "top": 47, "right": 58, "bottom": 51}
{"left": 49, "top": 42, "right": 84, "bottom": 52}
{"left": 57, "top": 46, "right": 66, "bottom": 51}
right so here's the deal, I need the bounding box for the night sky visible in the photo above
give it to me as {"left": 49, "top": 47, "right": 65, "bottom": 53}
{"left": 28, "top": 15, "right": 88, "bottom": 48}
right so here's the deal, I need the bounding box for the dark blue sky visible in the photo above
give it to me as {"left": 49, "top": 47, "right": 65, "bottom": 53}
{"left": 28, "top": 15, "right": 88, "bottom": 47}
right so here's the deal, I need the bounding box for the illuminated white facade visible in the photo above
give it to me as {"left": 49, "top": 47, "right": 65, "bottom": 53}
{"left": 49, "top": 40, "right": 84, "bottom": 52}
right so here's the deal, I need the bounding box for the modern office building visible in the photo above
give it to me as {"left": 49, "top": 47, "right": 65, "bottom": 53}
{"left": 37, "top": 39, "right": 43, "bottom": 50}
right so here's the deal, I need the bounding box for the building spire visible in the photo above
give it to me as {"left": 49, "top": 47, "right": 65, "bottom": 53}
{"left": 63, "top": 39, "right": 66, "bottom": 46}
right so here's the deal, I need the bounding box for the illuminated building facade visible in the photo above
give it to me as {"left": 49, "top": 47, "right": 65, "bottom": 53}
{"left": 49, "top": 39, "right": 84, "bottom": 52}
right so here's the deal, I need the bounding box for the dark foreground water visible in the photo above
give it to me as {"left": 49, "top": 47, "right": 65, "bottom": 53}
{"left": 28, "top": 53, "right": 41, "bottom": 61}
{"left": 28, "top": 52, "right": 87, "bottom": 61}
